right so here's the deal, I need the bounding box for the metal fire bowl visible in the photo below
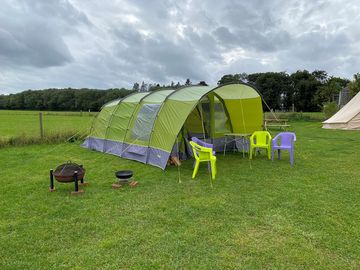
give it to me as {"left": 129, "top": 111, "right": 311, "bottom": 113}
{"left": 53, "top": 162, "right": 85, "bottom": 183}
{"left": 115, "top": 170, "right": 133, "bottom": 183}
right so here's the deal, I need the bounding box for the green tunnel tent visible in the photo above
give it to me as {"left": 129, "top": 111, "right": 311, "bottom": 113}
{"left": 82, "top": 83, "right": 264, "bottom": 169}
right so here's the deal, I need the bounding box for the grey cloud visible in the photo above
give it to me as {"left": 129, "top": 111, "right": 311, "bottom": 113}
{"left": 221, "top": 0, "right": 279, "bottom": 32}
{"left": 220, "top": 58, "right": 276, "bottom": 77}
{"left": 112, "top": 24, "right": 208, "bottom": 82}
{"left": 1, "top": 0, "right": 360, "bottom": 92}
{"left": 146, "top": 37, "right": 206, "bottom": 79}
{"left": 182, "top": 26, "right": 221, "bottom": 60}
{"left": 28, "top": 0, "right": 91, "bottom": 26}
{"left": 213, "top": 26, "right": 291, "bottom": 52}
{"left": 0, "top": 0, "right": 91, "bottom": 69}
{"left": 290, "top": 31, "right": 351, "bottom": 62}
{"left": 0, "top": 24, "right": 73, "bottom": 67}
{"left": 213, "top": 27, "right": 236, "bottom": 45}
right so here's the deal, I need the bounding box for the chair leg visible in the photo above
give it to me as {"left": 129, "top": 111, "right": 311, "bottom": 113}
{"left": 214, "top": 161, "right": 217, "bottom": 178}
{"left": 290, "top": 149, "right": 294, "bottom": 166}
{"left": 210, "top": 160, "right": 216, "bottom": 180}
{"left": 192, "top": 161, "right": 200, "bottom": 179}
{"left": 267, "top": 147, "right": 271, "bottom": 159}
{"left": 249, "top": 146, "right": 253, "bottom": 159}
{"left": 271, "top": 148, "right": 274, "bottom": 161}
{"left": 277, "top": 149, "right": 281, "bottom": 160}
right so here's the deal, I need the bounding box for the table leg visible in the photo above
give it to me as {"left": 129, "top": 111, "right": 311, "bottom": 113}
{"left": 242, "top": 137, "right": 245, "bottom": 158}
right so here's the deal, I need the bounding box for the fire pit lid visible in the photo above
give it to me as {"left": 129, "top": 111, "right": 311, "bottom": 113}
{"left": 115, "top": 170, "right": 133, "bottom": 179}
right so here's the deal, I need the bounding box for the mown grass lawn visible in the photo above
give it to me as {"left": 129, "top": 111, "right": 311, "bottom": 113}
{"left": 0, "top": 110, "right": 94, "bottom": 139}
{"left": 1, "top": 121, "right": 360, "bottom": 269}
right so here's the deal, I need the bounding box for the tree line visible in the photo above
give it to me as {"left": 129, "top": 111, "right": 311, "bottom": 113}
{"left": 218, "top": 70, "right": 360, "bottom": 112}
{"left": 0, "top": 70, "right": 359, "bottom": 112}
{"left": 0, "top": 88, "right": 132, "bottom": 111}
{"left": 133, "top": 78, "right": 207, "bottom": 92}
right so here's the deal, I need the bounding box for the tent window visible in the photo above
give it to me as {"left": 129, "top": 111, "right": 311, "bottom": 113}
{"left": 214, "top": 97, "right": 230, "bottom": 133}
{"left": 132, "top": 104, "right": 160, "bottom": 141}
{"left": 201, "top": 99, "right": 211, "bottom": 137}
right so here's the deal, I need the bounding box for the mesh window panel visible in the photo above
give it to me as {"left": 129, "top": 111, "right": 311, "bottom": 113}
{"left": 201, "top": 99, "right": 211, "bottom": 137}
{"left": 214, "top": 97, "right": 231, "bottom": 133}
{"left": 132, "top": 104, "right": 161, "bottom": 141}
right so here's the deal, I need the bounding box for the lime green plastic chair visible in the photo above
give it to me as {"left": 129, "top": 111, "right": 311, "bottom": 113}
{"left": 249, "top": 131, "right": 272, "bottom": 160}
{"left": 190, "top": 141, "right": 216, "bottom": 180}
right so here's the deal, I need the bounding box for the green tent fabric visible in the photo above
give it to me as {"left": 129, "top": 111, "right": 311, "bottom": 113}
{"left": 82, "top": 83, "right": 264, "bottom": 169}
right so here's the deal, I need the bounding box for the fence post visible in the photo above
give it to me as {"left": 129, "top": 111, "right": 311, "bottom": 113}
{"left": 39, "top": 112, "right": 44, "bottom": 139}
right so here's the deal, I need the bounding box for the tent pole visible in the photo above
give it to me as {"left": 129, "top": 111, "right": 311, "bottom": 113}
{"left": 199, "top": 104, "right": 206, "bottom": 140}
{"left": 176, "top": 135, "right": 182, "bottom": 183}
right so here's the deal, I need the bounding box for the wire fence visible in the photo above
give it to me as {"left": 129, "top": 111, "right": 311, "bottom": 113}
{"left": 0, "top": 110, "right": 96, "bottom": 147}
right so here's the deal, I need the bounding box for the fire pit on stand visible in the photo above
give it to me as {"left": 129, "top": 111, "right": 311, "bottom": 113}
{"left": 49, "top": 161, "right": 88, "bottom": 195}
{"left": 116, "top": 170, "right": 133, "bottom": 183}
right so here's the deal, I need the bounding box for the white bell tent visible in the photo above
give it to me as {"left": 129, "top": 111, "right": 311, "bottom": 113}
{"left": 323, "top": 91, "right": 360, "bottom": 130}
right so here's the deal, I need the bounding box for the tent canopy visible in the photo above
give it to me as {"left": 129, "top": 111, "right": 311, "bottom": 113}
{"left": 82, "top": 83, "right": 264, "bottom": 169}
{"left": 323, "top": 91, "right": 360, "bottom": 130}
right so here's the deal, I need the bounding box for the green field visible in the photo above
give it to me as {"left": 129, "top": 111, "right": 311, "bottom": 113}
{"left": 0, "top": 110, "right": 325, "bottom": 140}
{"left": 1, "top": 119, "right": 360, "bottom": 269}
{"left": 0, "top": 110, "right": 95, "bottom": 139}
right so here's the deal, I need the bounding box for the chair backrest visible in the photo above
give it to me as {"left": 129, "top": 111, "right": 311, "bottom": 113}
{"left": 273, "top": 132, "right": 296, "bottom": 147}
{"left": 189, "top": 141, "right": 212, "bottom": 161}
{"left": 191, "top": 137, "right": 213, "bottom": 149}
{"left": 251, "top": 131, "right": 271, "bottom": 145}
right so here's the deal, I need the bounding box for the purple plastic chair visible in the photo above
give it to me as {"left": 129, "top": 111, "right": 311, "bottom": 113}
{"left": 271, "top": 132, "right": 296, "bottom": 165}
{"left": 191, "top": 137, "right": 215, "bottom": 172}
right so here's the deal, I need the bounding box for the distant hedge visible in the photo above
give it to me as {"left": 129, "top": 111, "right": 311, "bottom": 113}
{"left": 0, "top": 88, "right": 133, "bottom": 111}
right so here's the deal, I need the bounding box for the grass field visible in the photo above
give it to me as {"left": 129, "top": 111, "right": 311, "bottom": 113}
{"left": 265, "top": 111, "right": 326, "bottom": 121}
{"left": 1, "top": 120, "right": 360, "bottom": 269}
{"left": 0, "top": 110, "right": 325, "bottom": 140}
{"left": 0, "top": 110, "right": 95, "bottom": 139}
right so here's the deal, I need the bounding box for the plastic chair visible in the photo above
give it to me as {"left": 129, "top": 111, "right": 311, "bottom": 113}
{"left": 189, "top": 141, "right": 216, "bottom": 180}
{"left": 271, "top": 132, "right": 296, "bottom": 165}
{"left": 249, "top": 131, "right": 272, "bottom": 160}
{"left": 191, "top": 137, "right": 215, "bottom": 174}
{"left": 191, "top": 137, "right": 215, "bottom": 155}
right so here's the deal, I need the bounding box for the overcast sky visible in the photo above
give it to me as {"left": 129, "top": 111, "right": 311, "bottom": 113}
{"left": 1, "top": 0, "right": 360, "bottom": 93}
